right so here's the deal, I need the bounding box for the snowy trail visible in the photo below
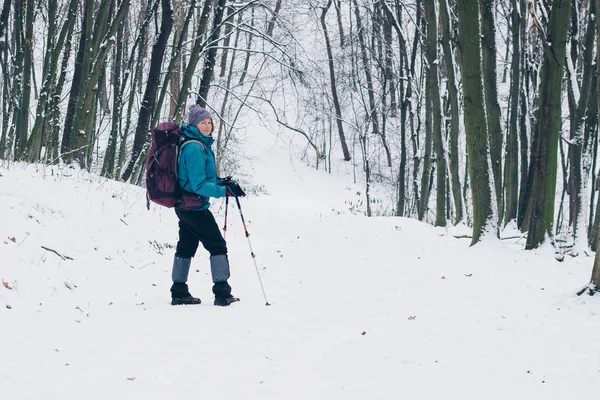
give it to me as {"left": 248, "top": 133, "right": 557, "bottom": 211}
{"left": 2, "top": 140, "right": 600, "bottom": 398}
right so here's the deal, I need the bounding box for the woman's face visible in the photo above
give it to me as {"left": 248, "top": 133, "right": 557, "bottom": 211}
{"left": 196, "top": 118, "right": 213, "bottom": 135}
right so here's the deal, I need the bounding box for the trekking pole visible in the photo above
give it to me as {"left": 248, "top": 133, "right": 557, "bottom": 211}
{"left": 222, "top": 195, "right": 229, "bottom": 239}
{"left": 234, "top": 195, "right": 271, "bottom": 306}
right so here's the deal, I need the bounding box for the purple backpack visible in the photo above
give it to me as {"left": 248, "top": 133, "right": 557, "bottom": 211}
{"left": 145, "top": 122, "right": 207, "bottom": 210}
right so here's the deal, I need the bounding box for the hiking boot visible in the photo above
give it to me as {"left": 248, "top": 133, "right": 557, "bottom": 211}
{"left": 171, "top": 295, "right": 202, "bottom": 306}
{"left": 214, "top": 295, "right": 240, "bottom": 306}
{"left": 170, "top": 282, "right": 201, "bottom": 306}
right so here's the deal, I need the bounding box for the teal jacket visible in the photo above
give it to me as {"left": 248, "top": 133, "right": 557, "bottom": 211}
{"left": 178, "top": 124, "right": 227, "bottom": 210}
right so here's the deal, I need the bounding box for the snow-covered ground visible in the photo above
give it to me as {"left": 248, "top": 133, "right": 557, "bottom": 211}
{"left": 1, "top": 128, "right": 599, "bottom": 399}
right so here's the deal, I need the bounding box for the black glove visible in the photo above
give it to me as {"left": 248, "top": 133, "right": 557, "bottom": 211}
{"left": 218, "top": 176, "right": 233, "bottom": 185}
{"left": 225, "top": 181, "right": 246, "bottom": 197}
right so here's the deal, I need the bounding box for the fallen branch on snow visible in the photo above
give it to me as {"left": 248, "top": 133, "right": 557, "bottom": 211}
{"left": 41, "top": 246, "right": 73, "bottom": 261}
{"left": 576, "top": 284, "right": 599, "bottom": 297}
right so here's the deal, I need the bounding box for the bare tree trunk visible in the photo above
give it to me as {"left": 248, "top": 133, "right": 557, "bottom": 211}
{"left": 169, "top": 0, "right": 185, "bottom": 118}
{"left": 121, "top": 0, "right": 173, "bottom": 182}
{"left": 333, "top": 0, "right": 345, "bottom": 47}
{"left": 27, "top": 0, "right": 78, "bottom": 163}
{"left": 504, "top": 0, "right": 522, "bottom": 226}
{"left": 457, "top": 0, "right": 494, "bottom": 245}
{"left": 352, "top": 0, "right": 381, "bottom": 144}
{"left": 266, "top": 0, "right": 283, "bottom": 37}
{"left": 411, "top": 0, "right": 423, "bottom": 218}
{"left": 17, "top": 0, "right": 34, "bottom": 160}
{"left": 588, "top": 0, "right": 600, "bottom": 287}
{"left": 61, "top": 0, "right": 93, "bottom": 160}
{"left": 381, "top": 1, "right": 412, "bottom": 216}
{"left": 216, "top": 11, "right": 244, "bottom": 173}
{"left": 440, "top": 0, "right": 463, "bottom": 224}
{"left": 321, "top": 0, "right": 350, "bottom": 161}
{"left": 517, "top": 10, "right": 529, "bottom": 230}
{"left": 397, "top": 56, "right": 407, "bottom": 216}
{"left": 566, "top": 0, "right": 596, "bottom": 243}
{"left": 419, "top": 78, "right": 433, "bottom": 221}
{"left": 360, "top": 133, "right": 372, "bottom": 217}
{"left": 197, "top": 0, "right": 228, "bottom": 107}
{"left": 590, "top": 233, "right": 600, "bottom": 287}
{"left": 424, "top": 0, "right": 446, "bottom": 227}
{"left": 586, "top": 77, "right": 599, "bottom": 249}
{"left": 116, "top": 0, "right": 159, "bottom": 176}
{"left": 156, "top": 0, "right": 197, "bottom": 125}
{"left": 135, "top": 0, "right": 150, "bottom": 95}
{"left": 46, "top": 8, "right": 75, "bottom": 164}
{"left": 72, "top": 0, "right": 131, "bottom": 169}
{"left": 382, "top": 4, "right": 396, "bottom": 117}
{"left": 238, "top": 7, "right": 255, "bottom": 86}
{"left": 71, "top": 0, "right": 109, "bottom": 165}
{"left": 525, "top": 0, "right": 572, "bottom": 249}
{"left": 173, "top": 0, "right": 213, "bottom": 121}
{"left": 102, "top": 16, "right": 124, "bottom": 179}
{"left": 25, "top": 0, "right": 56, "bottom": 162}
{"left": 0, "top": 0, "right": 9, "bottom": 38}
{"left": 218, "top": 3, "right": 234, "bottom": 78}
{"left": 0, "top": 0, "right": 11, "bottom": 159}
{"left": 480, "top": 0, "right": 503, "bottom": 221}
{"left": 12, "top": 0, "right": 34, "bottom": 160}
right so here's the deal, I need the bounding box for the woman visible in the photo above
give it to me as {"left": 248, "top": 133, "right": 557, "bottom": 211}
{"left": 170, "top": 104, "right": 246, "bottom": 306}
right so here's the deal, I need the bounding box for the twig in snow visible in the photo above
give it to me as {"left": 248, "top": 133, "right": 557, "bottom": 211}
{"left": 453, "top": 235, "right": 472, "bottom": 239}
{"left": 118, "top": 251, "right": 134, "bottom": 268}
{"left": 140, "top": 262, "right": 155, "bottom": 269}
{"left": 41, "top": 246, "right": 73, "bottom": 260}
{"left": 18, "top": 232, "right": 30, "bottom": 246}
{"left": 75, "top": 305, "right": 90, "bottom": 317}
{"left": 500, "top": 235, "right": 525, "bottom": 240}
{"left": 47, "top": 144, "right": 90, "bottom": 165}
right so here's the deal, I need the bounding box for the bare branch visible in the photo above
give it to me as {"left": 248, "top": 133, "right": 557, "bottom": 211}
{"left": 41, "top": 246, "right": 73, "bottom": 261}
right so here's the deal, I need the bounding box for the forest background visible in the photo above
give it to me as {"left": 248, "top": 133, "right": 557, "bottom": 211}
{"left": 2, "top": 0, "right": 600, "bottom": 285}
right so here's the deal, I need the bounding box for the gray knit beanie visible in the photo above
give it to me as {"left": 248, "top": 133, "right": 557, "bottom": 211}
{"left": 187, "top": 104, "right": 212, "bottom": 127}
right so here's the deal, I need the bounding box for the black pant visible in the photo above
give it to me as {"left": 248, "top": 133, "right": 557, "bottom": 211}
{"left": 174, "top": 208, "right": 231, "bottom": 297}
{"left": 175, "top": 208, "right": 227, "bottom": 258}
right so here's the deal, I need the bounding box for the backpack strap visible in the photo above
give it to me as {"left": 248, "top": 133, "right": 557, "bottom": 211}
{"left": 180, "top": 138, "right": 207, "bottom": 155}
{"left": 178, "top": 139, "right": 207, "bottom": 165}
{"left": 176, "top": 138, "right": 208, "bottom": 178}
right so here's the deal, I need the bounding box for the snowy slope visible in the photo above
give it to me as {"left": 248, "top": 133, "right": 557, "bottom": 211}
{"left": 1, "top": 130, "right": 600, "bottom": 399}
